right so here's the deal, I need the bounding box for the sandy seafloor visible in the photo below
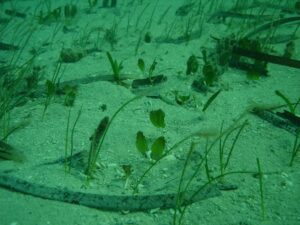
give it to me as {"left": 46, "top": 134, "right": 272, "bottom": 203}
{"left": 0, "top": 0, "right": 300, "bottom": 225}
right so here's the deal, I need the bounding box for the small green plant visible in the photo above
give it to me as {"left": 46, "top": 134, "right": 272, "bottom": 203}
{"left": 121, "top": 164, "right": 133, "bottom": 189}
{"left": 134, "top": 112, "right": 247, "bottom": 194}
{"left": 150, "top": 109, "right": 165, "bottom": 128}
{"left": 202, "top": 49, "right": 219, "bottom": 86}
{"left": 202, "top": 63, "right": 218, "bottom": 86}
{"left": 62, "top": 84, "right": 78, "bottom": 107}
{"left": 85, "top": 116, "right": 109, "bottom": 177}
{"left": 42, "top": 61, "right": 64, "bottom": 118}
{"left": 88, "top": 0, "right": 98, "bottom": 8}
{"left": 136, "top": 131, "right": 148, "bottom": 157}
{"left": 106, "top": 51, "right": 123, "bottom": 85}
{"left": 275, "top": 90, "right": 300, "bottom": 115}
{"left": 64, "top": 4, "right": 77, "bottom": 19}
{"left": 186, "top": 55, "right": 198, "bottom": 75}
{"left": 104, "top": 23, "right": 118, "bottom": 49}
{"left": 134, "top": 120, "right": 228, "bottom": 194}
{"left": 86, "top": 0, "right": 98, "bottom": 13}
{"left": 173, "top": 91, "right": 191, "bottom": 106}
{"left": 144, "top": 32, "right": 151, "bottom": 43}
{"left": 150, "top": 136, "right": 166, "bottom": 161}
{"left": 136, "top": 109, "right": 166, "bottom": 161}
{"left": 137, "top": 58, "right": 157, "bottom": 84}
{"left": 38, "top": 6, "right": 62, "bottom": 24}
{"left": 137, "top": 58, "right": 145, "bottom": 75}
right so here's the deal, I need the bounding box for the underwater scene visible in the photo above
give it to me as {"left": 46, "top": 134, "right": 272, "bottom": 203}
{"left": 0, "top": 0, "right": 300, "bottom": 224}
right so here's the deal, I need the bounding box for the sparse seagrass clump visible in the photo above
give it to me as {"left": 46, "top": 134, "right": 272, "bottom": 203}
{"left": 84, "top": 96, "right": 141, "bottom": 179}
{"left": 106, "top": 51, "right": 123, "bottom": 85}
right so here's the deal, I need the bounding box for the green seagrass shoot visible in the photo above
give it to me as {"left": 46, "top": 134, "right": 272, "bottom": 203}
{"left": 136, "top": 109, "right": 166, "bottom": 161}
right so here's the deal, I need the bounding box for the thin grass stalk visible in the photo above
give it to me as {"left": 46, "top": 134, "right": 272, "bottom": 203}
{"left": 219, "top": 121, "right": 224, "bottom": 175}
{"left": 224, "top": 120, "right": 248, "bottom": 170}
{"left": 179, "top": 138, "right": 215, "bottom": 201}
{"left": 134, "top": 113, "right": 247, "bottom": 193}
{"left": 134, "top": 32, "right": 143, "bottom": 56}
{"left": 126, "top": 3, "right": 138, "bottom": 35}
{"left": 90, "top": 96, "right": 141, "bottom": 167}
{"left": 1, "top": 105, "right": 10, "bottom": 141}
{"left": 85, "top": 124, "right": 102, "bottom": 177}
{"left": 70, "top": 106, "right": 82, "bottom": 164}
{"left": 165, "top": 18, "right": 177, "bottom": 40}
{"left": 64, "top": 108, "right": 71, "bottom": 172}
{"left": 9, "top": 24, "right": 36, "bottom": 67}
{"left": 220, "top": 129, "right": 234, "bottom": 169}
{"left": 289, "top": 129, "right": 300, "bottom": 166}
{"left": 52, "top": 60, "right": 63, "bottom": 83}
{"left": 292, "top": 23, "right": 300, "bottom": 38}
{"left": 0, "top": 56, "right": 36, "bottom": 129}
{"left": 178, "top": 119, "right": 248, "bottom": 203}
{"left": 146, "top": 0, "right": 159, "bottom": 30}
{"left": 204, "top": 138, "right": 212, "bottom": 181}
{"left": 50, "top": 22, "right": 63, "bottom": 46}
{"left": 173, "top": 142, "right": 196, "bottom": 224}
{"left": 196, "top": 9, "right": 205, "bottom": 37}
{"left": 177, "top": 170, "right": 257, "bottom": 224}
{"left": 1, "top": 121, "right": 29, "bottom": 141}
{"left": 219, "top": 121, "right": 248, "bottom": 175}
{"left": 256, "top": 158, "right": 266, "bottom": 220}
{"left": 0, "top": 19, "right": 11, "bottom": 39}
{"left": 133, "top": 131, "right": 203, "bottom": 193}
{"left": 0, "top": 93, "right": 11, "bottom": 126}
{"left": 86, "top": 95, "right": 142, "bottom": 179}
{"left": 0, "top": 29, "right": 37, "bottom": 122}
{"left": 294, "top": 98, "right": 300, "bottom": 111}
{"left": 157, "top": 5, "right": 171, "bottom": 25}
{"left": 42, "top": 61, "right": 64, "bottom": 118}
{"left": 135, "top": 2, "right": 150, "bottom": 31}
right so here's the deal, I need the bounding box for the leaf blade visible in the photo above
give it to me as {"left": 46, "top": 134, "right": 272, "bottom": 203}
{"left": 150, "top": 136, "right": 166, "bottom": 160}
{"left": 150, "top": 109, "right": 165, "bottom": 128}
{"left": 136, "top": 131, "right": 148, "bottom": 156}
